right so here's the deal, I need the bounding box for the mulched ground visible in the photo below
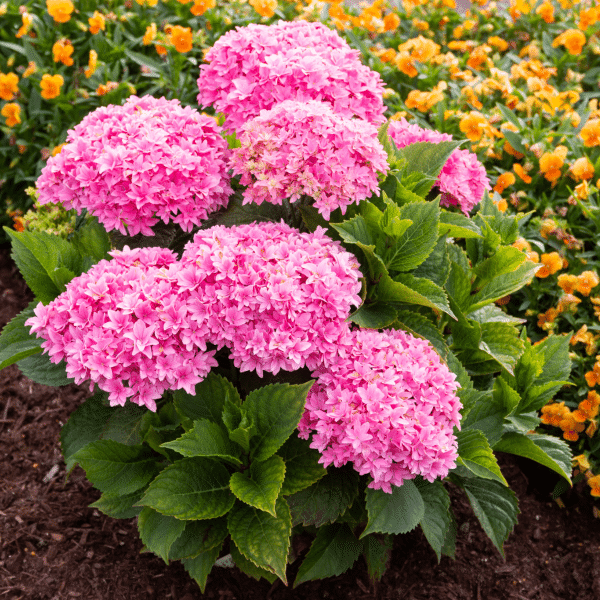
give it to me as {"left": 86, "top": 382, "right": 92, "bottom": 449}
{"left": 1, "top": 244, "right": 600, "bottom": 600}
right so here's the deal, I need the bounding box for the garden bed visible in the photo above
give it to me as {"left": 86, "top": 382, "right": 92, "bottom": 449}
{"left": 1, "top": 245, "right": 599, "bottom": 600}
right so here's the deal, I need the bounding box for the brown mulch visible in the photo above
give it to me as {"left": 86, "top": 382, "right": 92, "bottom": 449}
{"left": 1, "top": 245, "right": 600, "bottom": 600}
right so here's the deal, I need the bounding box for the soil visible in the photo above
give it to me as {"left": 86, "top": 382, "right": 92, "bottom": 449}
{"left": 1, "top": 245, "right": 600, "bottom": 600}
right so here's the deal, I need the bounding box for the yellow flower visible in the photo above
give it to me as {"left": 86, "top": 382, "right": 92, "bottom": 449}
{"left": 536, "top": 1, "right": 554, "bottom": 23}
{"left": 89, "top": 11, "right": 105, "bottom": 35}
{"left": 52, "top": 39, "right": 74, "bottom": 67}
{"left": 493, "top": 172, "right": 516, "bottom": 194}
{"left": 552, "top": 29, "right": 586, "bottom": 55}
{"left": 143, "top": 23, "right": 157, "bottom": 46}
{"left": 0, "top": 72, "right": 19, "bottom": 101}
{"left": 249, "top": 0, "right": 277, "bottom": 18}
{"left": 84, "top": 50, "right": 98, "bottom": 78}
{"left": 190, "top": 0, "right": 215, "bottom": 15}
{"left": 1, "top": 102, "right": 21, "bottom": 127}
{"left": 580, "top": 119, "right": 600, "bottom": 147}
{"left": 573, "top": 454, "right": 591, "bottom": 470}
{"left": 46, "top": 0, "right": 74, "bottom": 24}
{"left": 40, "top": 73, "right": 64, "bottom": 100}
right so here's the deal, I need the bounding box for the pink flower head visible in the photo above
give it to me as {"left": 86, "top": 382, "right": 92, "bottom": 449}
{"left": 230, "top": 100, "right": 389, "bottom": 220}
{"left": 298, "top": 328, "right": 462, "bottom": 492}
{"left": 388, "top": 118, "right": 490, "bottom": 214}
{"left": 25, "top": 247, "right": 217, "bottom": 411}
{"left": 36, "top": 96, "right": 232, "bottom": 236}
{"left": 179, "top": 221, "right": 363, "bottom": 376}
{"left": 197, "top": 21, "right": 385, "bottom": 131}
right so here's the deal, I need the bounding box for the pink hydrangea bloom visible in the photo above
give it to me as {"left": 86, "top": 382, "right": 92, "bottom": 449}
{"left": 36, "top": 96, "right": 232, "bottom": 236}
{"left": 25, "top": 247, "right": 217, "bottom": 411}
{"left": 179, "top": 221, "right": 362, "bottom": 376}
{"left": 298, "top": 328, "right": 462, "bottom": 492}
{"left": 197, "top": 21, "right": 385, "bottom": 131}
{"left": 230, "top": 100, "right": 389, "bottom": 220}
{"left": 388, "top": 118, "right": 490, "bottom": 214}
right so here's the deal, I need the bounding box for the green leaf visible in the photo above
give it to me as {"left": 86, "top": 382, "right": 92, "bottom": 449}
{"left": 445, "top": 262, "right": 472, "bottom": 313}
{"left": 288, "top": 465, "right": 359, "bottom": 527}
{"left": 394, "top": 310, "right": 448, "bottom": 359}
{"left": 492, "top": 376, "right": 521, "bottom": 417}
{"left": 17, "top": 353, "right": 73, "bottom": 386}
{"left": 412, "top": 235, "right": 451, "bottom": 288}
{"left": 0, "top": 303, "right": 42, "bottom": 370}
{"left": 380, "top": 198, "right": 413, "bottom": 239}
{"left": 90, "top": 490, "right": 143, "bottom": 519}
{"left": 348, "top": 302, "right": 397, "bottom": 329}
{"left": 123, "top": 49, "right": 165, "bottom": 72}
{"left": 415, "top": 479, "right": 452, "bottom": 562}
{"left": 227, "top": 498, "right": 292, "bottom": 583}
{"left": 533, "top": 335, "right": 572, "bottom": 387}
{"left": 383, "top": 200, "right": 440, "bottom": 272}
{"left": 140, "top": 457, "right": 235, "bottom": 520}
{"left": 494, "top": 432, "right": 572, "bottom": 483}
{"left": 70, "top": 218, "right": 110, "bottom": 265}
{"left": 246, "top": 382, "right": 313, "bottom": 462}
{"left": 362, "top": 534, "right": 393, "bottom": 582}
{"left": 397, "top": 140, "right": 464, "bottom": 185}
{"left": 378, "top": 273, "right": 455, "bottom": 318}
{"left": 181, "top": 544, "right": 223, "bottom": 593}
{"left": 438, "top": 212, "right": 482, "bottom": 239}
{"left": 73, "top": 440, "right": 158, "bottom": 495}
{"left": 478, "top": 322, "right": 524, "bottom": 375}
{"left": 502, "top": 129, "right": 526, "bottom": 154}
{"left": 222, "top": 398, "right": 255, "bottom": 453}
{"left": 174, "top": 373, "right": 241, "bottom": 425}
{"left": 137, "top": 507, "right": 186, "bottom": 563}
{"left": 456, "top": 430, "right": 507, "bottom": 485}
{"left": 362, "top": 480, "right": 425, "bottom": 538}
{"left": 161, "top": 419, "right": 242, "bottom": 465}
{"left": 461, "top": 395, "right": 506, "bottom": 447}
{"left": 230, "top": 543, "right": 278, "bottom": 583}
{"left": 230, "top": 455, "right": 286, "bottom": 516}
{"left": 277, "top": 433, "right": 327, "bottom": 496}
{"left": 472, "top": 247, "right": 527, "bottom": 291}
{"left": 467, "top": 304, "right": 526, "bottom": 325}
{"left": 169, "top": 518, "right": 228, "bottom": 560}
{"left": 458, "top": 477, "right": 519, "bottom": 557}
{"left": 497, "top": 104, "right": 522, "bottom": 129}
{"left": 294, "top": 524, "right": 362, "bottom": 587}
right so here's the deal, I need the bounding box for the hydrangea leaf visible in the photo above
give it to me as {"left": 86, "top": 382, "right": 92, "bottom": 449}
{"left": 229, "top": 455, "right": 286, "bottom": 516}
{"left": 362, "top": 533, "right": 393, "bottom": 582}
{"left": 70, "top": 217, "right": 111, "bottom": 266}
{"left": 161, "top": 419, "right": 243, "bottom": 465}
{"left": 139, "top": 457, "right": 235, "bottom": 520}
{"left": 17, "top": 353, "right": 73, "bottom": 387}
{"left": 73, "top": 439, "right": 159, "bottom": 495}
{"left": 227, "top": 498, "right": 292, "bottom": 583}
{"left": 277, "top": 433, "right": 326, "bottom": 496}
{"left": 415, "top": 479, "right": 452, "bottom": 562}
{"left": 137, "top": 507, "right": 186, "bottom": 563}
{"left": 493, "top": 432, "right": 572, "bottom": 483}
{"left": 348, "top": 302, "right": 397, "bottom": 329}
{"left": 245, "top": 381, "right": 313, "bottom": 463}
{"left": 0, "top": 302, "right": 42, "bottom": 370}
{"left": 181, "top": 543, "right": 223, "bottom": 593}
{"left": 90, "top": 490, "right": 144, "bottom": 519}
{"left": 457, "top": 477, "right": 519, "bottom": 557}
{"left": 472, "top": 247, "right": 527, "bottom": 291}
{"left": 294, "top": 523, "right": 362, "bottom": 587}
{"left": 222, "top": 397, "right": 256, "bottom": 453}
{"left": 413, "top": 235, "right": 451, "bottom": 288}
{"left": 438, "top": 212, "right": 482, "bottom": 239}
{"left": 478, "top": 322, "right": 525, "bottom": 375}
{"left": 394, "top": 310, "right": 448, "bottom": 359}
{"left": 287, "top": 464, "right": 359, "bottom": 527}
{"left": 230, "top": 543, "right": 278, "bottom": 583}
{"left": 456, "top": 429, "right": 507, "bottom": 485}
{"left": 169, "top": 518, "right": 228, "bottom": 560}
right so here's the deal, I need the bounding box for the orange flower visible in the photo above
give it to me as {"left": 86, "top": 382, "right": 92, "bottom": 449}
{"left": 558, "top": 273, "right": 579, "bottom": 294}
{"left": 169, "top": 25, "right": 193, "bottom": 53}
{"left": 40, "top": 74, "right": 63, "bottom": 100}
{"left": 539, "top": 147, "right": 568, "bottom": 182}
{"left": 488, "top": 36, "right": 509, "bottom": 51}
{"left": 377, "top": 48, "right": 396, "bottom": 63}
{"left": 577, "top": 271, "right": 600, "bottom": 296}
{"left": 0, "top": 72, "right": 19, "bottom": 101}
{"left": 552, "top": 29, "right": 586, "bottom": 55}
{"left": 190, "top": 0, "right": 215, "bottom": 15}
{"left": 536, "top": 1, "right": 554, "bottom": 23}
{"left": 52, "top": 39, "right": 74, "bottom": 67}
{"left": 1, "top": 102, "right": 21, "bottom": 127}
{"left": 46, "top": 0, "right": 74, "bottom": 23}
{"left": 541, "top": 401, "right": 570, "bottom": 427}
{"left": 15, "top": 11, "right": 32, "bottom": 38}
{"left": 143, "top": 23, "right": 157, "bottom": 45}
{"left": 588, "top": 474, "right": 600, "bottom": 497}
{"left": 383, "top": 12, "right": 400, "bottom": 31}
{"left": 578, "top": 7, "right": 598, "bottom": 31}
{"left": 399, "top": 36, "right": 440, "bottom": 63}
{"left": 395, "top": 51, "right": 417, "bottom": 77}
{"left": 467, "top": 45, "right": 491, "bottom": 71}
{"left": 570, "top": 156, "right": 595, "bottom": 181}
{"left": 536, "top": 252, "right": 563, "bottom": 278}
{"left": 557, "top": 293, "right": 581, "bottom": 314}
{"left": 512, "top": 237, "right": 532, "bottom": 252}
{"left": 580, "top": 119, "right": 600, "bottom": 147}
{"left": 405, "top": 83, "right": 445, "bottom": 112}
{"left": 84, "top": 50, "right": 98, "bottom": 78}
{"left": 513, "top": 163, "right": 532, "bottom": 183}
{"left": 493, "top": 172, "right": 516, "bottom": 194}
{"left": 459, "top": 111, "right": 489, "bottom": 141}
{"left": 22, "top": 62, "right": 37, "bottom": 78}
{"left": 96, "top": 81, "right": 118, "bottom": 96}
{"left": 249, "top": 0, "right": 277, "bottom": 18}
{"left": 538, "top": 307, "right": 560, "bottom": 329}
{"left": 89, "top": 11, "right": 105, "bottom": 35}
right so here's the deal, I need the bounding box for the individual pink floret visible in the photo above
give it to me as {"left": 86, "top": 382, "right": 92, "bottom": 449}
{"left": 179, "top": 221, "right": 363, "bottom": 377}
{"left": 25, "top": 247, "right": 217, "bottom": 411}
{"left": 230, "top": 100, "right": 389, "bottom": 220}
{"left": 388, "top": 118, "right": 490, "bottom": 214}
{"left": 36, "top": 96, "right": 232, "bottom": 236}
{"left": 298, "top": 328, "right": 462, "bottom": 492}
{"left": 197, "top": 21, "right": 385, "bottom": 130}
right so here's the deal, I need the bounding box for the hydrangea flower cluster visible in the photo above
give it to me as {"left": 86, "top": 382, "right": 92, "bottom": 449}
{"left": 36, "top": 96, "right": 232, "bottom": 236}
{"left": 197, "top": 20, "right": 385, "bottom": 130}
{"left": 298, "top": 328, "right": 462, "bottom": 491}
{"left": 388, "top": 118, "right": 490, "bottom": 214}
{"left": 230, "top": 100, "right": 389, "bottom": 220}
{"left": 25, "top": 247, "right": 218, "bottom": 411}
{"left": 178, "top": 221, "right": 363, "bottom": 376}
